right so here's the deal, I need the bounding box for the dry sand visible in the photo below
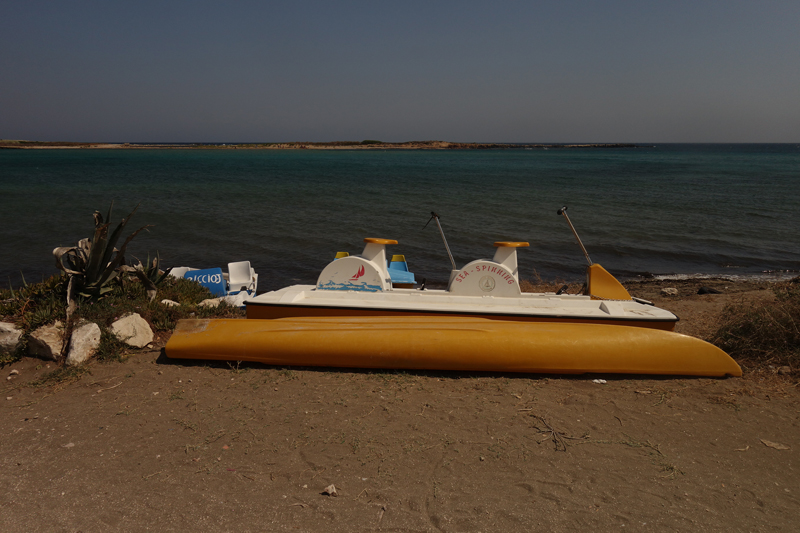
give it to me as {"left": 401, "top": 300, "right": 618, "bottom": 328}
{"left": 2, "top": 280, "right": 797, "bottom": 532}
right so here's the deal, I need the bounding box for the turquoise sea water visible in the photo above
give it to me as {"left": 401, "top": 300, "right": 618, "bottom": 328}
{"left": 1, "top": 144, "right": 799, "bottom": 291}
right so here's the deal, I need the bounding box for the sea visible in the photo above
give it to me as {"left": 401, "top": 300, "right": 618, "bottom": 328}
{"left": 1, "top": 144, "right": 799, "bottom": 292}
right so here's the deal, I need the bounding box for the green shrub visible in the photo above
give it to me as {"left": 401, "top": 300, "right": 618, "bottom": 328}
{"left": 1, "top": 273, "right": 245, "bottom": 366}
{"left": 0, "top": 275, "right": 67, "bottom": 331}
{"left": 73, "top": 277, "right": 244, "bottom": 332}
{"left": 96, "top": 328, "right": 129, "bottom": 362}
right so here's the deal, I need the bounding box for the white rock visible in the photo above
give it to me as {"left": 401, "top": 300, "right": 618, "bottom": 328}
{"left": 661, "top": 287, "right": 679, "bottom": 296}
{"left": 110, "top": 313, "right": 154, "bottom": 348}
{"left": 199, "top": 298, "right": 221, "bottom": 308}
{"left": 161, "top": 299, "right": 180, "bottom": 307}
{"left": 29, "top": 321, "right": 64, "bottom": 360}
{"left": 0, "top": 321, "right": 23, "bottom": 355}
{"left": 66, "top": 322, "right": 101, "bottom": 366}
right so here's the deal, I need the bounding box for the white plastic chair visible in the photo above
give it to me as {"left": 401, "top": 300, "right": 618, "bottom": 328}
{"left": 227, "top": 261, "right": 257, "bottom": 294}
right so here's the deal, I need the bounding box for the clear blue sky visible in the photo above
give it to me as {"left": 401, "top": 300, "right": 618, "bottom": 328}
{"left": 2, "top": 1, "right": 798, "bottom": 143}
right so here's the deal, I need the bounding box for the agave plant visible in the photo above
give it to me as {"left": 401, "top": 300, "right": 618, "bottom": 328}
{"left": 127, "top": 252, "right": 173, "bottom": 301}
{"left": 53, "top": 203, "right": 151, "bottom": 315}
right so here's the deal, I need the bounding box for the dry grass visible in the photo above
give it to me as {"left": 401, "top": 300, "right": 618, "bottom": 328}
{"left": 708, "top": 280, "right": 800, "bottom": 369}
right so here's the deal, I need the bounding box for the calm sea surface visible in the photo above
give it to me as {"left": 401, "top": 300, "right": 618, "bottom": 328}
{"left": 1, "top": 144, "right": 799, "bottom": 291}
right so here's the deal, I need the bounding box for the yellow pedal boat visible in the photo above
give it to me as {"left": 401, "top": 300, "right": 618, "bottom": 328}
{"left": 165, "top": 209, "right": 741, "bottom": 377}
{"left": 166, "top": 316, "right": 741, "bottom": 377}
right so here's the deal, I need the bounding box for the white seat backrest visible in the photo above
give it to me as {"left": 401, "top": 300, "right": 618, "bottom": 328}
{"left": 228, "top": 261, "right": 252, "bottom": 285}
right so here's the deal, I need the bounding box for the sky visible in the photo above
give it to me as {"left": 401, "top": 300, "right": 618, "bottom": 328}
{"left": 2, "top": 1, "right": 799, "bottom": 143}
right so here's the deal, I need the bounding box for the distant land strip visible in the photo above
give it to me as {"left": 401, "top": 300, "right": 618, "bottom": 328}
{"left": 0, "top": 140, "right": 637, "bottom": 150}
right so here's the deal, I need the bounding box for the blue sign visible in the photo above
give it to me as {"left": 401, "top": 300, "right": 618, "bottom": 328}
{"left": 185, "top": 268, "right": 227, "bottom": 297}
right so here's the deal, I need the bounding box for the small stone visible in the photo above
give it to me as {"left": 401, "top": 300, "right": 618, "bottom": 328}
{"left": 778, "top": 366, "right": 792, "bottom": 375}
{"left": 761, "top": 439, "right": 790, "bottom": 450}
{"left": 661, "top": 288, "right": 679, "bottom": 296}
{"left": 0, "top": 322, "right": 23, "bottom": 355}
{"left": 322, "top": 484, "right": 338, "bottom": 497}
{"left": 110, "top": 313, "right": 154, "bottom": 348}
{"left": 161, "top": 299, "right": 180, "bottom": 307}
{"left": 29, "top": 322, "right": 64, "bottom": 361}
{"left": 66, "top": 322, "right": 101, "bottom": 366}
{"left": 6, "top": 397, "right": 12, "bottom": 401}
{"left": 9, "top": 369, "right": 19, "bottom": 376}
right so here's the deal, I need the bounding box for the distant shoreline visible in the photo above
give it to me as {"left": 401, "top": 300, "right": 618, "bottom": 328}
{"left": 0, "top": 140, "right": 638, "bottom": 150}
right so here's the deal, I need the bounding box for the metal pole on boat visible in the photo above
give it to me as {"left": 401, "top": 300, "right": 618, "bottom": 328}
{"left": 557, "top": 206, "right": 593, "bottom": 266}
{"left": 425, "top": 212, "right": 457, "bottom": 271}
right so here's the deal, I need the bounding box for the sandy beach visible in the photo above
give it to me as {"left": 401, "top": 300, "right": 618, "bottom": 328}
{"left": 1, "top": 278, "right": 797, "bottom": 531}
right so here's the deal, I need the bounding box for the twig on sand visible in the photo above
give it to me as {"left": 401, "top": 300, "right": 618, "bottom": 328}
{"left": 356, "top": 406, "right": 376, "bottom": 420}
{"left": 621, "top": 433, "right": 664, "bottom": 456}
{"left": 533, "top": 415, "right": 568, "bottom": 451}
{"left": 143, "top": 470, "right": 164, "bottom": 480}
{"left": 300, "top": 466, "right": 327, "bottom": 480}
{"left": 97, "top": 382, "right": 122, "bottom": 393}
{"left": 531, "top": 415, "right": 587, "bottom": 452}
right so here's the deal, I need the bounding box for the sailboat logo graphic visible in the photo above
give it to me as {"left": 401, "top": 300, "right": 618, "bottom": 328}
{"left": 479, "top": 276, "right": 496, "bottom": 292}
{"left": 350, "top": 265, "right": 366, "bottom": 281}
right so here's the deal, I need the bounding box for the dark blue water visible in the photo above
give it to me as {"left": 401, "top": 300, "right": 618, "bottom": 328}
{"left": 1, "top": 144, "right": 799, "bottom": 291}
